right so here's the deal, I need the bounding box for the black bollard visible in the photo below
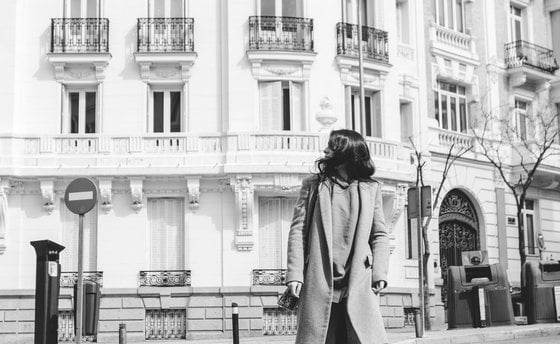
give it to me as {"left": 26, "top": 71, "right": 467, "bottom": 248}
{"left": 414, "top": 309, "right": 423, "bottom": 338}
{"left": 232, "top": 302, "right": 239, "bottom": 344}
{"left": 119, "top": 323, "right": 127, "bottom": 344}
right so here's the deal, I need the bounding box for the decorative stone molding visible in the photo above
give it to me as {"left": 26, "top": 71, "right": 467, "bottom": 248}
{"left": 129, "top": 179, "right": 144, "bottom": 213}
{"left": 509, "top": 70, "right": 527, "bottom": 88}
{"left": 186, "top": 177, "right": 201, "bottom": 211}
{"left": 47, "top": 53, "right": 111, "bottom": 84}
{"left": 134, "top": 53, "right": 197, "bottom": 83}
{"left": 399, "top": 74, "right": 419, "bottom": 99}
{"left": 0, "top": 179, "right": 9, "bottom": 254}
{"left": 390, "top": 184, "right": 408, "bottom": 232}
{"left": 232, "top": 175, "right": 255, "bottom": 251}
{"left": 246, "top": 50, "right": 316, "bottom": 81}
{"left": 40, "top": 180, "right": 56, "bottom": 215}
{"left": 336, "top": 55, "right": 390, "bottom": 90}
{"left": 315, "top": 97, "right": 337, "bottom": 131}
{"left": 98, "top": 179, "right": 112, "bottom": 214}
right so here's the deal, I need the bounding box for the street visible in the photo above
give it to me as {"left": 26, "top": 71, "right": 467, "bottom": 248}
{"left": 488, "top": 335, "right": 560, "bottom": 343}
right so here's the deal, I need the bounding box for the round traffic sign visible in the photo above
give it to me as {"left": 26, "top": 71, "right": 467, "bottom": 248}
{"left": 64, "top": 178, "right": 98, "bottom": 215}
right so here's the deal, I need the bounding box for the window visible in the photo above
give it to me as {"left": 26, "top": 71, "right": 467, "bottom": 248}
{"left": 347, "top": 88, "right": 382, "bottom": 138}
{"left": 150, "top": 0, "right": 184, "bottom": 17}
{"left": 259, "top": 197, "right": 296, "bottom": 269}
{"left": 405, "top": 205, "right": 418, "bottom": 260}
{"left": 514, "top": 99, "right": 529, "bottom": 140}
{"left": 396, "top": 0, "right": 410, "bottom": 44}
{"left": 60, "top": 199, "right": 97, "bottom": 271}
{"left": 521, "top": 199, "right": 537, "bottom": 255}
{"left": 260, "top": 0, "right": 303, "bottom": 17}
{"left": 433, "top": 0, "right": 465, "bottom": 33}
{"left": 150, "top": 87, "right": 183, "bottom": 133}
{"left": 434, "top": 81, "right": 467, "bottom": 133}
{"left": 65, "top": 88, "right": 97, "bottom": 134}
{"left": 509, "top": 4, "right": 524, "bottom": 42}
{"left": 400, "top": 101, "right": 413, "bottom": 143}
{"left": 343, "top": 0, "right": 374, "bottom": 26}
{"left": 556, "top": 103, "right": 560, "bottom": 144}
{"left": 259, "top": 81, "right": 304, "bottom": 131}
{"left": 65, "top": 0, "right": 99, "bottom": 18}
{"left": 148, "top": 198, "right": 185, "bottom": 270}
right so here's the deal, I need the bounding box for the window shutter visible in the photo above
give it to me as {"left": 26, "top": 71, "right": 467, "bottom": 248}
{"left": 149, "top": 198, "right": 184, "bottom": 270}
{"left": 373, "top": 92, "right": 382, "bottom": 138}
{"left": 259, "top": 198, "right": 282, "bottom": 269}
{"left": 281, "top": 198, "right": 297, "bottom": 269}
{"left": 60, "top": 199, "right": 97, "bottom": 271}
{"left": 259, "top": 82, "right": 282, "bottom": 130}
{"left": 290, "top": 82, "right": 303, "bottom": 131}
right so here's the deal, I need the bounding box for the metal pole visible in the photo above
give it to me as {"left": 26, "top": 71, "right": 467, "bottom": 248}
{"left": 76, "top": 214, "right": 84, "bottom": 344}
{"left": 417, "top": 189, "right": 425, "bottom": 337}
{"left": 119, "top": 323, "right": 127, "bottom": 344}
{"left": 357, "top": 0, "right": 366, "bottom": 128}
{"left": 232, "top": 303, "right": 239, "bottom": 344}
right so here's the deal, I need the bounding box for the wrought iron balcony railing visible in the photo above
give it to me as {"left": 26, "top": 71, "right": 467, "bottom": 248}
{"left": 139, "top": 270, "right": 191, "bottom": 287}
{"left": 249, "top": 16, "right": 313, "bottom": 52}
{"left": 336, "top": 22, "right": 389, "bottom": 63}
{"left": 137, "top": 18, "right": 195, "bottom": 52}
{"left": 505, "top": 40, "right": 559, "bottom": 74}
{"left": 145, "top": 309, "right": 186, "bottom": 340}
{"left": 60, "top": 271, "right": 103, "bottom": 288}
{"left": 252, "top": 269, "right": 286, "bottom": 285}
{"left": 51, "top": 18, "right": 109, "bottom": 53}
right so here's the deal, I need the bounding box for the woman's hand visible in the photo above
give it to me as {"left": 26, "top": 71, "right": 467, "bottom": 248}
{"left": 372, "top": 280, "right": 387, "bottom": 294}
{"left": 287, "top": 281, "right": 303, "bottom": 297}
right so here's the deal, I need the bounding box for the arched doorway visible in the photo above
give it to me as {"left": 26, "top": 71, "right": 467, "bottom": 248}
{"left": 439, "top": 189, "right": 480, "bottom": 307}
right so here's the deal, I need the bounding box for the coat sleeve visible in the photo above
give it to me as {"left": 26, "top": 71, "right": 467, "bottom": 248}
{"left": 370, "top": 182, "right": 390, "bottom": 285}
{"left": 286, "top": 177, "right": 311, "bottom": 284}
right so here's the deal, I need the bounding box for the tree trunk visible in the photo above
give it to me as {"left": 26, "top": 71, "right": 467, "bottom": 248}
{"left": 517, "top": 205, "right": 526, "bottom": 267}
{"left": 422, "top": 252, "right": 431, "bottom": 330}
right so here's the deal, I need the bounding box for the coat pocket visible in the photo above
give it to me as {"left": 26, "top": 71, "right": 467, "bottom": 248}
{"left": 364, "top": 254, "right": 373, "bottom": 269}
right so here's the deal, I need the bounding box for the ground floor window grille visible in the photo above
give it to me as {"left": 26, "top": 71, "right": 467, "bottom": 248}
{"left": 58, "top": 310, "right": 96, "bottom": 342}
{"left": 145, "top": 309, "right": 186, "bottom": 340}
{"left": 263, "top": 308, "right": 298, "bottom": 335}
{"left": 404, "top": 307, "right": 418, "bottom": 327}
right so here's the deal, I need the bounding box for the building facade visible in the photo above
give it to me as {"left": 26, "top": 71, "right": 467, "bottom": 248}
{"left": 0, "top": 0, "right": 558, "bottom": 342}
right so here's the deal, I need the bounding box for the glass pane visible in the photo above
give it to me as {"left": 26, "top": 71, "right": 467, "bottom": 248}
{"left": 519, "top": 112, "right": 527, "bottom": 140}
{"left": 450, "top": 97, "right": 457, "bottom": 131}
{"left": 438, "top": 0, "right": 445, "bottom": 25}
{"left": 282, "top": 87, "right": 290, "bottom": 131}
{"left": 449, "top": 83, "right": 457, "bottom": 93}
{"left": 459, "top": 98, "right": 467, "bottom": 133}
{"left": 456, "top": 0, "right": 463, "bottom": 32}
{"left": 261, "top": 0, "right": 275, "bottom": 16}
{"left": 434, "top": 91, "right": 440, "bottom": 124}
{"left": 525, "top": 200, "right": 534, "bottom": 210}
{"left": 70, "top": 92, "right": 79, "bottom": 134}
{"left": 514, "top": 20, "right": 522, "bottom": 41}
{"left": 526, "top": 214, "right": 535, "bottom": 255}
{"left": 85, "top": 92, "right": 96, "bottom": 133}
{"left": 86, "top": 0, "right": 98, "bottom": 18}
{"left": 170, "top": 91, "right": 181, "bottom": 132}
{"left": 351, "top": 94, "right": 356, "bottom": 130}
{"left": 154, "top": 0, "right": 165, "bottom": 17}
{"left": 365, "top": 96, "right": 372, "bottom": 137}
{"left": 153, "top": 92, "right": 164, "bottom": 133}
{"left": 70, "top": 0, "right": 81, "bottom": 18}
{"left": 441, "top": 95, "right": 448, "bottom": 129}
{"left": 360, "top": 0, "right": 367, "bottom": 25}
{"left": 283, "top": 0, "right": 301, "bottom": 17}
{"left": 447, "top": 0, "right": 453, "bottom": 28}
{"left": 170, "top": 0, "right": 183, "bottom": 17}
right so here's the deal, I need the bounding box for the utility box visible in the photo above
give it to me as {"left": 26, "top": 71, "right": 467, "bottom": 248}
{"left": 523, "top": 260, "right": 560, "bottom": 324}
{"left": 74, "top": 280, "right": 101, "bottom": 336}
{"left": 448, "top": 263, "right": 514, "bottom": 329}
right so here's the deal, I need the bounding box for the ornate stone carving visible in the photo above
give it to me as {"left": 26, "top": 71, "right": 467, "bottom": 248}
{"left": 263, "top": 65, "right": 300, "bottom": 76}
{"left": 186, "top": 177, "right": 200, "bottom": 211}
{"left": 232, "top": 176, "right": 255, "bottom": 251}
{"left": 0, "top": 180, "right": 9, "bottom": 254}
{"left": 389, "top": 184, "right": 408, "bottom": 232}
{"left": 509, "top": 70, "right": 527, "bottom": 87}
{"left": 40, "top": 180, "right": 55, "bottom": 215}
{"left": 98, "top": 179, "right": 112, "bottom": 214}
{"left": 315, "top": 97, "right": 337, "bottom": 131}
{"left": 129, "top": 179, "right": 144, "bottom": 213}
{"left": 67, "top": 69, "right": 93, "bottom": 79}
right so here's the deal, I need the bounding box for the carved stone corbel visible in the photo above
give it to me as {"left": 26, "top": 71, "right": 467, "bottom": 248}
{"left": 389, "top": 184, "right": 408, "bottom": 232}
{"left": 40, "top": 180, "right": 56, "bottom": 215}
{"left": 0, "top": 179, "right": 9, "bottom": 254}
{"left": 186, "top": 177, "right": 201, "bottom": 211}
{"left": 98, "top": 179, "right": 112, "bottom": 214}
{"left": 129, "top": 179, "right": 144, "bottom": 213}
{"left": 232, "top": 175, "right": 254, "bottom": 251}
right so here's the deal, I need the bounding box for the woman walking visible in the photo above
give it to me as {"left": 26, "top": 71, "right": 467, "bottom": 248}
{"left": 286, "top": 129, "right": 390, "bottom": 344}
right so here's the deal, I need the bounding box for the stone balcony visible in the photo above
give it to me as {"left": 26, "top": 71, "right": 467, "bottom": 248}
{"left": 0, "top": 132, "right": 413, "bottom": 181}
{"left": 429, "top": 21, "right": 478, "bottom": 65}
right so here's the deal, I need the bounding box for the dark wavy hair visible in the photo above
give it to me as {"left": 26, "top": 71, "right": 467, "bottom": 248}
{"left": 315, "top": 129, "right": 376, "bottom": 182}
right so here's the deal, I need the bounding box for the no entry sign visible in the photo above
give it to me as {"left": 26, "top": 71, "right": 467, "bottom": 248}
{"left": 64, "top": 178, "right": 98, "bottom": 215}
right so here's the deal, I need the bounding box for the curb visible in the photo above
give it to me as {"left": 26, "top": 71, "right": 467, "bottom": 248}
{"left": 392, "top": 324, "right": 560, "bottom": 344}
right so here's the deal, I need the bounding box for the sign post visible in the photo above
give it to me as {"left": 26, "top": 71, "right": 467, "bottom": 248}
{"left": 407, "top": 186, "right": 432, "bottom": 338}
{"left": 64, "top": 178, "right": 98, "bottom": 344}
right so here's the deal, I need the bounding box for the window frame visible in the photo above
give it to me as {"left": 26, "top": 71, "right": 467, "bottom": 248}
{"left": 63, "top": 85, "right": 99, "bottom": 134}
{"left": 259, "top": 80, "right": 305, "bottom": 131}
{"left": 64, "top": 0, "right": 101, "bottom": 18}
{"left": 400, "top": 100, "right": 414, "bottom": 144}
{"left": 433, "top": 0, "right": 466, "bottom": 33}
{"left": 258, "top": 196, "right": 296, "bottom": 269}
{"left": 521, "top": 199, "right": 538, "bottom": 256}
{"left": 509, "top": 3, "right": 524, "bottom": 42}
{"left": 514, "top": 98, "right": 530, "bottom": 140}
{"left": 258, "top": 0, "right": 304, "bottom": 17}
{"left": 396, "top": 0, "right": 411, "bottom": 44}
{"left": 147, "top": 197, "right": 186, "bottom": 271}
{"left": 149, "top": 0, "right": 186, "bottom": 18}
{"left": 404, "top": 205, "right": 419, "bottom": 260}
{"left": 148, "top": 84, "right": 185, "bottom": 133}
{"left": 347, "top": 87, "right": 382, "bottom": 138}
{"left": 434, "top": 80, "right": 468, "bottom": 133}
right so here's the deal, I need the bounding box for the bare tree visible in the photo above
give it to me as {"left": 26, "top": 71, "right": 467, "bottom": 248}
{"left": 410, "top": 139, "right": 472, "bottom": 330}
{"left": 471, "top": 102, "right": 559, "bottom": 267}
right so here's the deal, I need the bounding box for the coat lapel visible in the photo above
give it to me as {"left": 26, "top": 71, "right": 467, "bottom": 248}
{"left": 357, "top": 181, "right": 375, "bottom": 235}
{"left": 317, "top": 182, "right": 333, "bottom": 268}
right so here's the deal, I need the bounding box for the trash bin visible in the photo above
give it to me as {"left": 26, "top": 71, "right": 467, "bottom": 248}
{"left": 74, "top": 280, "right": 101, "bottom": 336}
{"left": 448, "top": 263, "right": 514, "bottom": 329}
{"left": 523, "top": 260, "right": 560, "bottom": 324}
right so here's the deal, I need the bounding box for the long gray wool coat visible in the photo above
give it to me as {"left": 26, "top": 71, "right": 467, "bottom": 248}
{"left": 286, "top": 175, "right": 390, "bottom": 344}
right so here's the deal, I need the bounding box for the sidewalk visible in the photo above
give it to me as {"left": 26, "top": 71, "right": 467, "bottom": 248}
{"left": 170, "top": 323, "right": 560, "bottom": 344}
